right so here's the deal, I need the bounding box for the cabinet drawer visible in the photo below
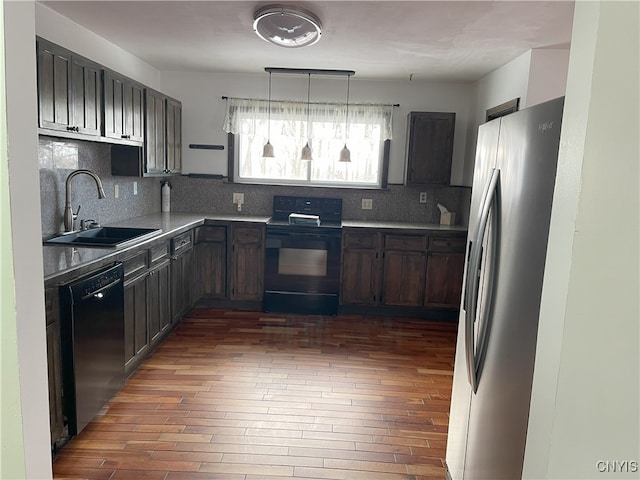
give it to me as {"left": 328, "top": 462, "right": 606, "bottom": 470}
{"left": 343, "top": 232, "right": 378, "bottom": 249}
{"left": 384, "top": 234, "right": 428, "bottom": 251}
{"left": 196, "top": 226, "right": 226, "bottom": 243}
{"left": 123, "top": 250, "right": 148, "bottom": 281}
{"left": 171, "top": 230, "right": 193, "bottom": 255}
{"left": 428, "top": 236, "right": 466, "bottom": 252}
{"left": 233, "top": 226, "right": 262, "bottom": 244}
{"left": 149, "top": 241, "right": 169, "bottom": 266}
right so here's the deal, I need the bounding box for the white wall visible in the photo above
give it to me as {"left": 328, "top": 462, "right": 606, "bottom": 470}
{"left": 35, "top": 2, "right": 160, "bottom": 89}
{"left": 461, "top": 48, "right": 570, "bottom": 186}
{"left": 160, "top": 71, "right": 473, "bottom": 185}
{"left": 527, "top": 48, "right": 571, "bottom": 107}
{"left": 524, "top": 1, "right": 639, "bottom": 478}
{"left": 3, "top": 1, "right": 52, "bottom": 478}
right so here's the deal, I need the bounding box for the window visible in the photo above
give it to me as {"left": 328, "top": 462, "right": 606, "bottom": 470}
{"left": 223, "top": 98, "right": 393, "bottom": 188}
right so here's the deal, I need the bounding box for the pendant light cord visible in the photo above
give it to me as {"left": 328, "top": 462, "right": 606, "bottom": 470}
{"left": 267, "top": 71, "right": 272, "bottom": 140}
{"left": 306, "top": 73, "right": 311, "bottom": 140}
{"left": 345, "top": 75, "right": 350, "bottom": 141}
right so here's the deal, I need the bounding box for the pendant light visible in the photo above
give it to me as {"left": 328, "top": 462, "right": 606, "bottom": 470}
{"left": 300, "top": 73, "right": 313, "bottom": 161}
{"left": 262, "top": 71, "right": 275, "bottom": 158}
{"left": 339, "top": 74, "right": 351, "bottom": 162}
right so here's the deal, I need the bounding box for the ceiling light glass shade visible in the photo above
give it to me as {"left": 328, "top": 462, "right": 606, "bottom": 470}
{"left": 253, "top": 5, "right": 322, "bottom": 48}
{"left": 300, "top": 142, "right": 313, "bottom": 161}
{"left": 262, "top": 141, "right": 274, "bottom": 158}
{"left": 339, "top": 144, "right": 351, "bottom": 162}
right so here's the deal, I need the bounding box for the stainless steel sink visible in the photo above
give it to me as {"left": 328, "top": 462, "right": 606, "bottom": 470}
{"left": 44, "top": 227, "right": 162, "bottom": 248}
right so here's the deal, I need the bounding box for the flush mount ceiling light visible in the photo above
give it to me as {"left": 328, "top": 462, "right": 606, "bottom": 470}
{"left": 253, "top": 5, "right": 322, "bottom": 48}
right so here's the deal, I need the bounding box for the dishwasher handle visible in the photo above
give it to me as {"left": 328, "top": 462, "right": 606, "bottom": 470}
{"left": 81, "top": 276, "right": 122, "bottom": 301}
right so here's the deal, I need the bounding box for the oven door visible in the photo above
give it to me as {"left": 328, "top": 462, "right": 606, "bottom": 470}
{"left": 264, "top": 227, "right": 342, "bottom": 314}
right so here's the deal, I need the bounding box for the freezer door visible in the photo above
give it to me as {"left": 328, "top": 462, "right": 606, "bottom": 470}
{"left": 462, "top": 97, "right": 564, "bottom": 479}
{"left": 445, "top": 118, "right": 501, "bottom": 480}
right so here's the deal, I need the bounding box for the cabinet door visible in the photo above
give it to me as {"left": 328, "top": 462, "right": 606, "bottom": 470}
{"left": 37, "top": 39, "right": 71, "bottom": 132}
{"left": 144, "top": 89, "right": 166, "bottom": 175}
{"left": 147, "top": 260, "right": 170, "bottom": 346}
{"left": 381, "top": 250, "right": 426, "bottom": 307}
{"left": 70, "top": 55, "right": 102, "bottom": 136}
{"left": 170, "top": 248, "right": 194, "bottom": 324}
{"left": 103, "top": 71, "right": 125, "bottom": 140}
{"left": 166, "top": 98, "right": 182, "bottom": 174}
{"left": 125, "top": 82, "right": 144, "bottom": 142}
{"left": 406, "top": 112, "right": 455, "bottom": 185}
{"left": 124, "top": 273, "right": 148, "bottom": 375}
{"left": 104, "top": 71, "right": 144, "bottom": 143}
{"left": 195, "top": 241, "right": 227, "bottom": 299}
{"left": 340, "top": 248, "right": 379, "bottom": 305}
{"left": 424, "top": 252, "right": 465, "bottom": 308}
{"left": 230, "top": 226, "right": 264, "bottom": 301}
{"left": 45, "top": 287, "right": 64, "bottom": 446}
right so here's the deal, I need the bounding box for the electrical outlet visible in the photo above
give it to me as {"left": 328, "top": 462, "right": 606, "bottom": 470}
{"left": 362, "top": 198, "right": 373, "bottom": 210}
{"left": 419, "top": 192, "right": 427, "bottom": 203}
{"left": 114, "top": 184, "right": 119, "bottom": 198}
{"left": 233, "top": 193, "right": 244, "bottom": 204}
{"left": 133, "top": 181, "right": 138, "bottom": 195}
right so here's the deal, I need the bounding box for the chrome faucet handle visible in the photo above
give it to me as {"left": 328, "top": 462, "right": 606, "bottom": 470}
{"left": 80, "top": 219, "right": 100, "bottom": 231}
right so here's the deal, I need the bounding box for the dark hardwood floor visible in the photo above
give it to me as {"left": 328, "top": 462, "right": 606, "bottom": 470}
{"left": 53, "top": 308, "right": 457, "bottom": 480}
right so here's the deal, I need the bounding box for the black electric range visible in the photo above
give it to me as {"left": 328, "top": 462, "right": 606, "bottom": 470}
{"left": 264, "top": 195, "right": 343, "bottom": 315}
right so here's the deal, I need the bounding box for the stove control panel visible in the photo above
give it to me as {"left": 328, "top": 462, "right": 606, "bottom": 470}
{"left": 272, "top": 195, "right": 342, "bottom": 224}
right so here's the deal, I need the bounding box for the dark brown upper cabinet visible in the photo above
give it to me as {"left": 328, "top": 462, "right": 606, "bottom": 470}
{"left": 405, "top": 112, "right": 456, "bottom": 186}
{"left": 166, "top": 97, "right": 182, "bottom": 175}
{"left": 144, "top": 88, "right": 167, "bottom": 175}
{"left": 37, "top": 37, "right": 102, "bottom": 137}
{"left": 103, "top": 69, "right": 144, "bottom": 145}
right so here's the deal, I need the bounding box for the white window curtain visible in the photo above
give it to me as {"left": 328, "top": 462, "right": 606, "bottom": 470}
{"left": 223, "top": 97, "right": 394, "bottom": 141}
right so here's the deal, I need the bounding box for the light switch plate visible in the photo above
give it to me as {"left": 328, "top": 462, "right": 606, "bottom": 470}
{"left": 114, "top": 184, "right": 119, "bottom": 198}
{"left": 362, "top": 198, "right": 373, "bottom": 210}
{"left": 419, "top": 192, "right": 427, "bottom": 203}
{"left": 233, "top": 192, "right": 244, "bottom": 204}
{"left": 133, "top": 181, "right": 138, "bottom": 195}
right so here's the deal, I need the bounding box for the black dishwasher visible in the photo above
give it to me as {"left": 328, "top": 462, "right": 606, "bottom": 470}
{"left": 60, "top": 262, "right": 124, "bottom": 436}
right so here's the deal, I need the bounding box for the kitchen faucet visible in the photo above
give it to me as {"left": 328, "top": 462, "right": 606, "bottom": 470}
{"left": 64, "top": 169, "right": 106, "bottom": 232}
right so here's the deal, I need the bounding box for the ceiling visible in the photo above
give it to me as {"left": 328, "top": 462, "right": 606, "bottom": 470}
{"left": 39, "top": 1, "right": 575, "bottom": 82}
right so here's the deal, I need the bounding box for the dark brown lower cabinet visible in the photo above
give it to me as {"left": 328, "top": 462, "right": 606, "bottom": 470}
{"left": 424, "top": 251, "right": 465, "bottom": 308}
{"left": 124, "top": 272, "right": 149, "bottom": 375}
{"left": 230, "top": 225, "right": 264, "bottom": 301}
{"left": 340, "top": 231, "right": 381, "bottom": 306}
{"left": 147, "top": 260, "right": 171, "bottom": 347}
{"left": 340, "top": 229, "right": 466, "bottom": 315}
{"left": 194, "top": 226, "right": 227, "bottom": 300}
{"left": 381, "top": 250, "right": 427, "bottom": 307}
{"left": 170, "top": 241, "right": 194, "bottom": 325}
{"left": 45, "top": 287, "right": 64, "bottom": 448}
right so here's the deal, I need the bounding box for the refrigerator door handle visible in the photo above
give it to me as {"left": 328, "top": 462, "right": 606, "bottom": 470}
{"left": 464, "top": 168, "right": 500, "bottom": 393}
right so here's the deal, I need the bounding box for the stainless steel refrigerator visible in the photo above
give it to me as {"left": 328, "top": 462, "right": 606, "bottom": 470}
{"left": 445, "top": 96, "right": 564, "bottom": 480}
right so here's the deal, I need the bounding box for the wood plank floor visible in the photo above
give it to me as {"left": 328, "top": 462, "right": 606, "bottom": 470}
{"left": 53, "top": 308, "right": 457, "bottom": 480}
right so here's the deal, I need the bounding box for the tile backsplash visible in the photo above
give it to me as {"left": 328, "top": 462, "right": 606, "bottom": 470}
{"left": 39, "top": 136, "right": 471, "bottom": 236}
{"left": 39, "top": 137, "right": 160, "bottom": 237}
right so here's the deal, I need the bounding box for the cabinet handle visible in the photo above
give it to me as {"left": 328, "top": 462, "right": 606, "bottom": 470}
{"left": 66, "top": 126, "right": 79, "bottom": 132}
{"left": 121, "top": 134, "right": 131, "bottom": 139}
